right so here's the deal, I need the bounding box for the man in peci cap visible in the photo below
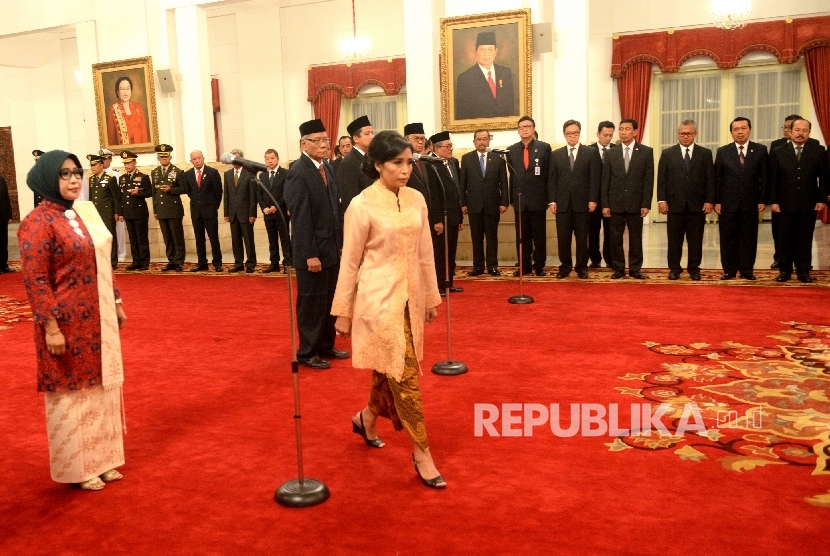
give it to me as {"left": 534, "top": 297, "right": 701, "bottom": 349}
{"left": 429, "top": 131, "right": 465, "bottom": 295}
{"left": 87, "top": 153, "right": 121, "bottom": 268}
{"left": 117, "top": 150, "right": 153, "bottom": 270}
{"left": 284, "top": 119, "right": 347, "bottom": 369}
{"left": 336, "top": 115, "right": 374, "bottom": 211}
{"left": 100, "top": 148, "right": 127, "bottom": 263}
{"left": 150, "top": 144, "right": 186, "bottom": 271}
{"left": 454, "top": 31, "right": 515, "bottom": 121}
{"left": 404, "top": 122, "right": 442, "bottom": 234}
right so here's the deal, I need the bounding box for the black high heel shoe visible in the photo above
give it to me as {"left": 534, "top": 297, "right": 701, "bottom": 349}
{"left": 412, "top": 454, "right": 446, "bottom": 489}
{"left": 352, "top": 412, "right": 384, "bottom": 448}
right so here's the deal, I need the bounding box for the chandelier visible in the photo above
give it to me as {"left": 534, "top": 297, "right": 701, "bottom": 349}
{"left": 339, "top": 0, "right": 371, "bottom": 63}
{"left": 711, "top": 0, "right": 752, "bottom": 30}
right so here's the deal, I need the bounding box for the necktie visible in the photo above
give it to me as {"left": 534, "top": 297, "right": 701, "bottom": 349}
{"left": 569, "top": 147, "right": 575, "bottom": 171}
{"left": 444, "top": 160, "right": 453, "bottom": 179}
{"left": 684, "top": 148, "right": 691, "bottom": 171}
{"left": 738, "top": 145, "right": 745, "bottom": 167}
{"left": 196, "top": 168, "right": 202, "bottom": 187}
{"left": 523, "top": 144, "right": 529, "bottom": 170}
{"left": 234, "top": 171, "right": 239, "bottom": 186}
{"left": 319, "top": 164, "right": 328, "bottom": 186}
{"left": 624, "top": 146, "right": 630, "bottom": 173}
{"left": 601, "top": 146, "right": 607, "bottom": 161}
{"left": 487, "top": 70, "right": 497, "bottom": 98}
{"left": 480, "top": 153, "right": 486, "bottom": 176}
{"left": 796, "top": 146, "right": 802, "bottom": 162}
{"left": 270, "top": 170, "right": 275, "bottom": 185}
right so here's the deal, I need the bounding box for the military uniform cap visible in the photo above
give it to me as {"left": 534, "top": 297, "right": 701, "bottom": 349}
{"left": 429, "top": 131, "right": 451, "bottom": 145}
{"left": 347, "top": 115, "right": 371, "bottom": 138}
{"left": 99, "top": 148, "right": 114, "bottom": 158}
{"left": 476, "top": 32, "right": 497, "bottom": 48}
{"left": 299, "top": 119, "right": 326, "bottom": 137}
{"left": 32, "top": 149, "right": 44, "bottom": 160}
{"left": 155, "top": 144, "right": 173, "bottom": 154}
{"left": 87, "top": 154, "right": 104, "bottom": 163}
{"left": 404, "top": 123, "right": 425, "bottom": 136}
{"left": 121, "top": 150, "right": 138, "bottom": 161}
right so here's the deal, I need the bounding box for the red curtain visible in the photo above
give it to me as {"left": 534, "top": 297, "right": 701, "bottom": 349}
{"left": 617, "top": 61, "right": 653, "bottom": 133}
{"left": 804, "top": 47, "right": 830, "bottom": 222}
{"left": 313, "top": 89, "right": 342, "bottom": 160}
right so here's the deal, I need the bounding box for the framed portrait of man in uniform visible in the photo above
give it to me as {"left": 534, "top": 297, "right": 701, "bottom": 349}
{"left": 92, "top": 56, "right": 160, "bottom": 154}
{"left": 440, "top": 9, "right": 532, "bottom": 133}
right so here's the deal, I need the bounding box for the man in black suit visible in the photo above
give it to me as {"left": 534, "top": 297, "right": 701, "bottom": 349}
{"left": 769, "top": 118, "right": 828, "bottom": 283}
{"left": 714, "top": 117, "right": 768, "bottom": 281}
{"left": 181, "top": 150, "right": 223, "bottom": 272}
{"left": 336, "top": 115, "right": 373, "bottom": 211}
{"left": 588, "top": 121, "right": 616, "bottom": 268}
{"left": 508, "top": 116, "right": 552, "bottom": 276}
{"left": 460, "top": 129, "right": 508, "bottom": 276}
{"left": 768, "top": 114, "right": 820, "bottom": 269}
{"left": 601, "top": 118, "right": 654, "bottom": 279}
{"left": 332, "top": 136, "right": 352, "bottom": 173}
{"left": 549, "top": 119, "right": 602, "bottom": 279}
{"left": 657, "top": 119, "right": 715, "bottom": 281}
{"left": 86, "top": 154, "right": 120, "bottom": 268}
{"left": 454, "top": 31, "right": 515, "bottom": 121}
{"left": 258, "top": 148, "right": 290, "bottom": 273}
{"left": 117, "top": 150, "right": 152, "bottom": 271}
{"left": 430, "top": 131, "right": 465, "bottom": 295}
{"left": 284, "top": 119, "right": 347, "bottom": 369}
{"left": 223, "top": 148, "right": 257, "bottom": 273}
{"left": 0, "top": 172, "right": 13, "bottom": 273}
{"left": 404, "top": 122, "right": 442, "bottom": 231}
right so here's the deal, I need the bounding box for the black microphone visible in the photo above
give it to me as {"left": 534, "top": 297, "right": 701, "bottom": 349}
{"left": 485, "top": 147, "right": 510, "bottom": 154}
{"left": 220, "top": 153, "right": 268, "bottom": 173}
{"left": 413, "top": 152, "right": 446, "bottom": 164}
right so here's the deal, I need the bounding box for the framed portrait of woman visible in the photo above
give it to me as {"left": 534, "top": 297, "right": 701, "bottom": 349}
{"left": 92, "top": 57, "right": 160, "bottom": 154}
{"left": 440, "top": 9, "right": 532, "bottom": 133}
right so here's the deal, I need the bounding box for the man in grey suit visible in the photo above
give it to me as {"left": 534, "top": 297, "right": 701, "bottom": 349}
{"left": 459, "top": 129, "right": 508, "bottom": 276}
{"left": 223, "top": 148, "right": 257, "bottom": 273}
{"left": 549, "top": 119, "right": 603, "bottom": 279}
{"left": 601, "top": 118, "right": 654, "bottom": 279}
{"left": 336, "top": 115, "right": 373, "bottom": 211}
{"left": 657, "top": 119, "right": 715, "bottom": 281}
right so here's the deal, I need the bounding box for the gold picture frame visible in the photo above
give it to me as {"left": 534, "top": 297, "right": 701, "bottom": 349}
{"left": 440, "top": 9, "right": 532, "bottom": 133}
{"left": 92, "top": 56, "right": 159, "bottom": 154}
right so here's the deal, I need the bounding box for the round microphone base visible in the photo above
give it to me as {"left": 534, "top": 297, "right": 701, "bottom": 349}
{"left": 275, "top": 478, "right": 330, "bottom": 508}
{"left": 508, "top": 294, "right": 534, "bottom": 304}
{"left": 432, "top": 361, "right": 468, "bottom": 376}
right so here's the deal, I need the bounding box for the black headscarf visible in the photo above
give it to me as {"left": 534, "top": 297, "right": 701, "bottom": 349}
{"left": 27, "top": 150, "right": 82, "bottom": 209}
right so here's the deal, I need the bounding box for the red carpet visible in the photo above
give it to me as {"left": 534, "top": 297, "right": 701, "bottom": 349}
{"left": 1, "top": 272, "right": 829, "bottom": 555}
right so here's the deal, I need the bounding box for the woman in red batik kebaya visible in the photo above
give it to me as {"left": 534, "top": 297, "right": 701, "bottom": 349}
{"left": 18, "top": 150, "right": 128, "bottom": 491}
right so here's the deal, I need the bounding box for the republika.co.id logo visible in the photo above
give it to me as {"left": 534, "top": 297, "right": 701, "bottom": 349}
{"left": 473, "top": 403, "right": 763, "bottom": 437}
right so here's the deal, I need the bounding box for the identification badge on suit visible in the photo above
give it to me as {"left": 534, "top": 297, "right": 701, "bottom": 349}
{"left": 534, "top": 158, "right": 540, "bottom": 176}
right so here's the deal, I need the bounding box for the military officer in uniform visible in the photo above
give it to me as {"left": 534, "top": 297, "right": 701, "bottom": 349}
{"left": 100, "top": 148, "right": 126, "bottom": 263}
{"left": 118, "top": 150, "right": 152, "bottom": 270}
{"left": 32, "top": 150, "right": 45, "bottom": 206}
{"left": 87, "top": 153, "right": 121, "bottom": 268}
{"left": 150, "top": 144, "right": 186, "bottom": 271}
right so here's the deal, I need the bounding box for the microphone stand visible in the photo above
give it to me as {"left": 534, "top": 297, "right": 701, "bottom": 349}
{"left": 251, "top": 174, "right": 330, "bottom": 508}
{"left": 426, "top": 162, "right": 467, "bottom": 376}
{"left": 498, "top": 152, "right": 533, "bottom": 304}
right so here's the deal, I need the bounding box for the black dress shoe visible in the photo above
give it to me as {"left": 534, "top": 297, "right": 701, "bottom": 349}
{"left": 138, "top": 267, "right": 149, "bottom": 271}
{"left": 555, "top": 270, "right": 569, "bottom": 279}
{"left": 215, "top": 266, "right": 224, "bottom": 272}
{"left": 589, "top": 262, "right": 601, "bottom": 269}
{"left": 175, "top": 265, "right": 184, "bottom": 271}
{"left": 534, "top": 269, "right": 546, "bottom": 277}
{"left": 611, "top": 270, "right": 625, "bottom": 279}
{"left": 775, "top": 273, "right": 791, "bottom": 282}
{"left": 449, "top": 286, "right": 464, "bottom": 293}
{"left": 690, "top": 272, "right": 701, "bottom": 281}
{"left": 488, "top": 267, "right": 500, "bottom": 276}
{"left": 512, "top": 269, "right": 531, "bottom": 277}
{"left": 245, "top": 268, "right": 255, "bottom": 273}
{"left": 228, "top": 265, "right": 244, "bottom": 273}
{"left": 739, "top": 273, "right": 756, "bottom": 280}
{"left": 629, "top": 271, "right": 646, "bottom": 280}
{"left": 668, "top": 271, "right": 680, "bottom": 280}
{"left": 770, "top": 261, "right": 779, "bottom": 269}
{"left": 797, "top": 274, "right": 813, "bottom": 283}
{"left": 467, "top": 269, "right": 484, "bottom": 276}
{"left": 161, "top": 263, "right": 177, "bottom": 271}
{"left": 439, "top": 291, "right": 446, "bottom": 297}
{"left": 320, "top": 348, "right": 350, "bottom": 359}
{"left": 577, "top": 270, "right": 589, "bottom": 279}
{"left": 263, "top": 265, "right": 279, "bottom": 273}
{"left": 1, "top": 265, "right": 16, "bottom": 273}
{"left": 298, "top": 356, "right": 330, "bottom": 369}
{"left": 190, "top": 265, "right": 209, "bottom": 272}
{"left": 720, "top": 273, "right": 735, "bottom": 280}
{"left": 125, "top": 264, "right": 140, "bottom": 271}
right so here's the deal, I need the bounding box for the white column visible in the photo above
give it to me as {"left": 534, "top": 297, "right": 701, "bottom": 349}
{"left": 75, "top": 21, "right": 102, "bottom": 151}
{"left": 552, "top": 0, "right": 588, "bottom": 141}
{"left": 404, "top": 0, "right": 442, "bottom": 134}
{"left": 175, "top": 5, "right": 215, "bottom": 159}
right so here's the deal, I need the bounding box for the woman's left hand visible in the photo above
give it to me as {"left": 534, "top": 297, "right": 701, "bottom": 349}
{"left": 116, "top": 304, "right": 127, "bottom": 329}
{"left": 425, "top": 307, "right": 438, "bottom": 323}
{"left": 335, "top": 316, "right": 352, "bottom": 339}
